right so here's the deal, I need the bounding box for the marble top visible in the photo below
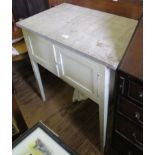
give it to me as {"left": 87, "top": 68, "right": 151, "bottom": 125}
{"left": 17, "top": 3, "right": 138, "bottom": 70}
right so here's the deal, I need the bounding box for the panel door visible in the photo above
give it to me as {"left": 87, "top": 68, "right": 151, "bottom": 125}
{"left": 25, "top": 31, "right": 58, "bottom": 76}
{"left": 55, "top": 45, "right": 105, "bottom": 102}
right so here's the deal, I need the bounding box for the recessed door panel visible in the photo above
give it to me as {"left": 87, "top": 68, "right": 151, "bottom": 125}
{"left": 56, "top": 46, "right": 104, "bottom": 100}
{"left": 26, "top": 32, "right": 57, "bottom": 75}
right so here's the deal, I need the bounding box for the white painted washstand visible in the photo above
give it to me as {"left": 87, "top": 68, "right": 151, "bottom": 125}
{"left": 17, "top": 3, "right": 138, "bottom": 152}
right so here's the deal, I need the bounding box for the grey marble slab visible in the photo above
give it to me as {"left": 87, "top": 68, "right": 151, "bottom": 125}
{"left": 17, "top": 3, "right": 138, "bottom": 70}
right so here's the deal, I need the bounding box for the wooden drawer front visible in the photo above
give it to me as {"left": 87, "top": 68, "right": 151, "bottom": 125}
{"left": 110, "top": 148, "right": 120, "bottom": 155}
{"left": 112, "top": 133, "right": 142, "bottom": 155}
{"left": 118, "top": 76, "right": 126, "bottom": 95}
{"left": 117, "top": 97, "right": 143, "bottom": 125}
{"left": 128, "top": 81, "right": 143, "bottom": 103}
{"left": 115, "top": 114, "right": 143, "bottom": 146}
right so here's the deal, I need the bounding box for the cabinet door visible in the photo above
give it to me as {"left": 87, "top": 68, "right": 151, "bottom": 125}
{"left": 55, "top": 45, "right": 105, "bottom": 102}
{"left": 24, "top": 31, "right": 58, "bottom": 76}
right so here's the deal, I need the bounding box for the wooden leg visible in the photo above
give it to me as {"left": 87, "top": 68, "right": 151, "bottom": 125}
{"left": 72, "top": 89, "right": 88, "bottom": 102}
{"left": 12, "top": 95, "right": 28, "bottom": 141}
{"left": 30, "top": 58, "right": 46, "bottom": 102}
{"left": 99, "top": 101, "right": 104, "bottom": 152}
{"left": 99, "top": 67, "right": 111, "bottom": 152}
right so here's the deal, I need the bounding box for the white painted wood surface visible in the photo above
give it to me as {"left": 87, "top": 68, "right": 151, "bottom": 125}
{"left": 72, "top": 89, "right": 88, "bottom": 102}
{"left": 17, "top": 3, "right": 138, "bottom": 70}
{"left": 55, "top": 44, "right": 105, "bottom": 103}
{"left": 23, "top": 28, "right": 110, "bottom": 150}
{"left": 17, "top": 3, "right": 138, "bottom": 152}
{"left": 25, "top": 31, "right": 58, "bottom": 76}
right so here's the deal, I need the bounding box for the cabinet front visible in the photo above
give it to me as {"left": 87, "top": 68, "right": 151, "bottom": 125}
{"left": 23, "top": 30, "right": 106, "bottom": 103}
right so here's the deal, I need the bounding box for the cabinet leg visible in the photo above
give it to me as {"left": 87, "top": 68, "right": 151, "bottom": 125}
{"left": 30, "top": 59, "right": 46, "bottom": 102}
{"left": 99, "top": 102, "right": 104, "bottom": 152}
{"left": 72, "top": 89, "right": 88, "bottom": 102}
{"left": 99, "top": 96, "right": 109, "bottom": 152}
{"left": 99, "top": 67, "right": 111, "bottom": 152}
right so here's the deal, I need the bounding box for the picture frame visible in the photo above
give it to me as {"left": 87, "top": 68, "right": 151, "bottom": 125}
{"left": 13, "top": 121, "right": 78, "bottom": 155}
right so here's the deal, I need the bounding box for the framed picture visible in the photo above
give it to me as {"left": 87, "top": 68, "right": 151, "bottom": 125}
{"left": 13, "top": 121, "right": 78, "bottom": 155}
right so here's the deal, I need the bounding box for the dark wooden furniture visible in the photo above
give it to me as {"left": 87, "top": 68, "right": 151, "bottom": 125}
{"left": 110, "top": 19, "right": 143, "bottom": 155}
{"left": 48, "top": 0, "right": 143, "bottom": 20}
{"left": 12, "top": 95, "right": 28, "bottom": 141}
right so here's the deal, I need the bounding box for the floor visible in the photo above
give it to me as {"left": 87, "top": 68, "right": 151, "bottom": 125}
{"left": 13, "top": 57, "right": 106, "bottom": 155}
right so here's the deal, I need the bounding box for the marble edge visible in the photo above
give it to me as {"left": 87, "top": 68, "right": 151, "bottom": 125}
{"left": 16, "top": 3, "right": 138, "bottom": 70}
{"left": 16, "top": 24, "right": 118, "bottom": 70}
